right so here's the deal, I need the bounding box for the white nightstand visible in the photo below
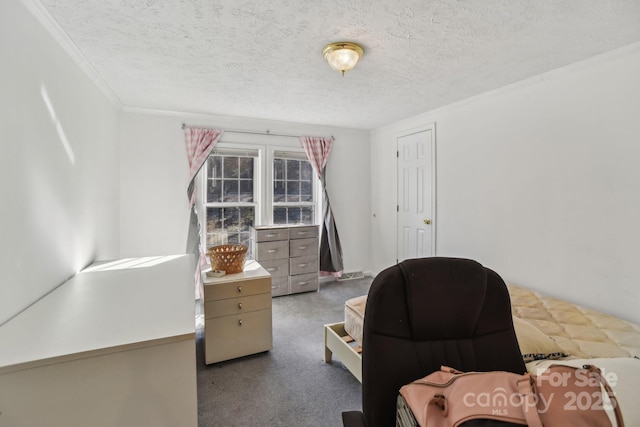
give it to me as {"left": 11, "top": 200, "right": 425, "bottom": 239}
{"left": 202, "top": 260, "right": 273, "bottom": 364}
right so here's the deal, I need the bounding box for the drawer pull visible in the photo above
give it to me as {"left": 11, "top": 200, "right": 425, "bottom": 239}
{"left": 238, "top": 303, "right": 243, "bottom": 310}
{"left": 267, "top": 267, "right": 278, "bottom": 272}
{"left": 299, "top": 281, "right": 309, "bottom": 286}
{"left": 237, "top": 286, "right": 242, "bottom": 293}
{"left": 297, "top": 231, "right": 309, "bottom": 236}
{"left": 266, "top": 233, "right": 277, "bottom": 237}
{"left": 299, "top": 263, "right": 308, "bottom": 268}
{"left": 238, "top": 319, "right": 243, "bottom": 326}
{"left": 267, "top": 249, "right": 278, "bottom": 253}
{"left": 298, "top": 246, "right": 308, "bottom": 250}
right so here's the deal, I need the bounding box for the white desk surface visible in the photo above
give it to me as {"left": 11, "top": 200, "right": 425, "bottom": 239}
{"left": 0, "top": 255, "right": 196, "bottom": 374}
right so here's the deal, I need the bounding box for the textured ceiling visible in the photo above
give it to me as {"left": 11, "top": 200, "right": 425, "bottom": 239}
{"left": 39, "top": 0, "right": 640, "bottom": 130}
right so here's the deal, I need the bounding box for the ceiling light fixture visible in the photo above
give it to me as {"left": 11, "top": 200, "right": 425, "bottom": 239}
{"left": 322, "top": 42, "right": 364, "bottom": 76}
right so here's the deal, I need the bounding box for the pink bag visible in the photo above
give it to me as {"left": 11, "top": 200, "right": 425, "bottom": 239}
{"left": 399, "top": 365, "right": 624, "bottom": 427}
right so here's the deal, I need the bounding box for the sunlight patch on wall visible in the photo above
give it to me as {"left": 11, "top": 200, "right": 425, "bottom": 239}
{"left": 40, "top": 84, "right": 75, "bottom": 164}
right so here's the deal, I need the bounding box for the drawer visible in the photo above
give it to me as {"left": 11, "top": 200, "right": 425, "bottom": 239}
{"left": 289, "top": 226, "right": 318, "bottom": 240}
{"left": 255, "top": 240, "right": 289, "bottom": 261}
{"left": 251, "top": 227, "right": 289, "bottom": 242}
{"left": 204, "top": 276, "right": 271, "bottom": 301}
{"left": 289, "top": 237, "right": 318, "bottom": 258}
{"left": 270, "top": 276, "right": 289, "bottom": 297}
{"left": 259, "top": 258, "right": 289, "bottom": 278}
{"left": 204, "top": 309, "right": 273, "bottom": 364}
{"left": 289, "top": 255, "right": 318, "bottom": 276}
{"left": 289, "top": 272, "right": 319, "bottom": 294}
{"left": 204, "top": 292, "right": 271, "bottom": 318}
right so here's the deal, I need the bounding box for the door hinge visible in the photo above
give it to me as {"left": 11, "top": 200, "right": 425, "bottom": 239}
{"left": 396, "top": 151, "right": 399, "bottom": 158}
{"left": 396, "top": 205, "right": 399, "bottom": 212}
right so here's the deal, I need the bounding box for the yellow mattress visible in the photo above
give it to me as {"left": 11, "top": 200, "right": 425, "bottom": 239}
{"left": 343, "top": 284, "right": 640, "bottom": 360}
{"left": 508, "top": 284, "right": 640, "bottom": 359}
{"left": 344, "top": 294, "right": 367, "bottom": 346}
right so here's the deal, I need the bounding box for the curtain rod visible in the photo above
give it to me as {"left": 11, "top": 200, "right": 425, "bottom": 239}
{"left": 181, "top": 123, "right": 332, "bottom": 139}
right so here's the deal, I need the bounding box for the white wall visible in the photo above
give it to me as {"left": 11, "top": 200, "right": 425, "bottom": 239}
{"left": 0, "top": 0, "right": 120, "bottom": 325}
{"left": 371, "top": 43, "right": 640, "bottom": 323}
{"left": 119, "top": 110, "right": 372, "bottom": 276}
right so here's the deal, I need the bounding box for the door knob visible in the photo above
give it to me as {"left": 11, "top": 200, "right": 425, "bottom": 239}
{"left": 423, "top": 218, "right": 431, "bottom": 225}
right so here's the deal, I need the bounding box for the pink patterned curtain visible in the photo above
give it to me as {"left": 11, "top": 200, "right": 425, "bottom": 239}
{"left": 184, "top": 127, "right": 223, "bottom": 297}
{"left": 184, "top": 127, "right": 223, "bottom": 207}
{"left": 300, "top": 136, "right": 344, "bottom": 277}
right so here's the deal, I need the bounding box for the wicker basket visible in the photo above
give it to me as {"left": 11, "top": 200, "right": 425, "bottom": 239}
{"left": 207, "top": 244, "right": 248, "bottom": 274}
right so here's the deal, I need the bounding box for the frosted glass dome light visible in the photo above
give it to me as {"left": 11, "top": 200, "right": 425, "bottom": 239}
{"left": 322, "top": 42, "right": 364, "bottom": 76}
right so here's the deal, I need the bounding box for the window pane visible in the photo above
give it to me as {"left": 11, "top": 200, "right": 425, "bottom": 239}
{"left": 287, "top": 207, "right": 301, "bottom": 223}
{"left": 205, "top": 154, "right": 257, "bottom": 250}
{"left": 301, "top": 207, "right": 314, "bottom": 223}
{"left": 223, "top": 157, "right": 239, "bottom": 178}
{"left": 223, "top": 180, "right": 239, "bottom": 202}
{"left": 239, "top": 180, "right": 253, "bottom": 202}
{"left": 207, "top": 179, "right": 222, "bottom": 203}
{"left": 207, "top": 156, "right": 222, "bottom": 179}
{"left": 239, "top": 207, "right": 255, "bottom": 230}
{"left": 286, "top": 159, "right": 300, "bottom": 180}
{"left": 239, "top": 157, "right": 253, "bottom": 179}
{"left": 286, "top": 181, "right": 300, "bottom": 202}
{"left": 206, "top": 207, "right": 223, "bottom": 230}
{"left": 274, "top": 180, "right": 286, "bottom": 202}
{"left": 206, "top": 208, "right": 225, "bottom": 247}
{"left": 300, "top": 181, "right": 312, "bottom": 202}
{"left": 301, "top": 162, "right": 313, "bottom": 181}
{"left": 207, "top": 232, "right": 228, "bottom": 247}
{"left": 273, "top": 207, "right": 287, "bottom": 224}
{"left": 225, "top": 233, "right": 240, "bottom": 245}
{"left": 274, "top": 158, "right": 285, "bottom": 180}
{"left": 223, "top": 207, "right": 239, "bottom": 230}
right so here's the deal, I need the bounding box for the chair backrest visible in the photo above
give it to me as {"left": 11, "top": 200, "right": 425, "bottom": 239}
{"left": 361, "top": 257, "right": 526, "bottom": 427}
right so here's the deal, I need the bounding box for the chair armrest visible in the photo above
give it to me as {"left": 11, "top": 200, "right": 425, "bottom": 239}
{"left": 342, "top": 410, "right": 366, "bottom": 427}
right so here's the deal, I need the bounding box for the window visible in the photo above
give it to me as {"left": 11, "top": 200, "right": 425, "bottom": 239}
{"left": 273, "top": 151, "right": 315, "bottom": 225}
{"left": 201, "top": 144, "right": 318, "bottom": 251}
{"left": 203, "top": 149, "right": 258, "bottom": 248}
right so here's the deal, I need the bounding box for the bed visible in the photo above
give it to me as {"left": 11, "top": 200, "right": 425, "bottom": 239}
{"left": 323, "top": 284, "right": 640, "bottom": 382}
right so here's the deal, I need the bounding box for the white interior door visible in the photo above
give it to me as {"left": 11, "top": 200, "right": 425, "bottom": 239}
{"left": 397, "top": 129, "right": 435, "bottom": 263}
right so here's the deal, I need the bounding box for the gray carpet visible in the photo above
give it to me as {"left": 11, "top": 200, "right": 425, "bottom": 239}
{"left": 196, "top": 277, "right": 372, "bottom": 427}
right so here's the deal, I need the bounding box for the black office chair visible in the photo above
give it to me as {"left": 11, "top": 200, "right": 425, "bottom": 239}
{"left": 342, "top": 257, "right": 526, "bottom": 427}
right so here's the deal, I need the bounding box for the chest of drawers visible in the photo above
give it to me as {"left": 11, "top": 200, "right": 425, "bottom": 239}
{"left": 250, "top": 225, "right": 319, "bottom": 296}
{"left": 202, "top": 261, "right": 272, "bottom": 364}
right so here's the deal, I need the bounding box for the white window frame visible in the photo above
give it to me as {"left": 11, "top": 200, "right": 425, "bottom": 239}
{"left": 197, "top": 139, "right": 321, "bottom": 251}
{"left": 268, "top": 146, "right": 321, "bottom": 226}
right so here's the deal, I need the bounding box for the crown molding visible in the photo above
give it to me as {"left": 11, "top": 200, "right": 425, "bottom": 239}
{"left": 22, "top": 0, "right": 123, "bottom": 110}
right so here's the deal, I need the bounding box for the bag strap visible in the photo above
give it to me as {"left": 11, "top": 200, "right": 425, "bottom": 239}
{"left": 583, "top": 365, "right": 625, "bottom": 427}
{"left": 516, "top": 376, "right": 544, "bottom": 427}
{"left": 419, "top": 394, "right": 448, "bottom": 427}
